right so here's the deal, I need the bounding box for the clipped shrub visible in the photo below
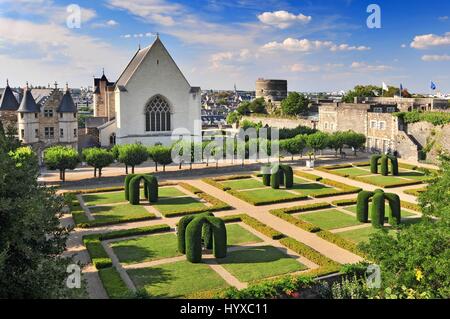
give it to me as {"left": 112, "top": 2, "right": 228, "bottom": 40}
{"left": 332, "top": 198, "right": 358, "bottom": 206}
{"left": 270, "top": 171, "right": 280, "bottom": 189}
{"left": 177, "top": 215, "right": 198, "bottom": 254}
{"left": 202, "top": 178, "right": 231, "bottom": 191}
{"left": 400, "top": 201, "right": 421, "bottom": 212}
{"left": 356, "top": 191, "right": 373, "bottom": 223}
{"left": 262, "top": 174, "right": 271, "bottom": 186}
{"left": 316, "top": 230, "right": 363, "bottom": 257}
{"left": 294, "top": 170, "right": 322, "bottom": 181}
{"left": 371, "top": 191, "right": 385, "bottom": 228}
{"left": 353, "top": 161, "right": 370, "bottom": 167}
{"left": 281, "top": 164, "right": 294, "bottom": 189}
{"left": 385, "top": 193, "right": 401, "bottom": 225}
{"left": 227, "top": 189, "right": 307, "bottom": 206}
{"left": 270, "top": 210, "right": 321, "bottom": 233}
{"left": 380, "top": 155, "right": 389, "bottom": 176}
{"left": 128, "top": 174, "right": 158, "bottom": 205}
{"left": 239, "top": 215, "right": 285, "bottom": 239}
{"left": 370, "top": 155, "right": 381, "bottom": 174}
{"left": 388, "top": 155, "right": 399, "bottom": 176}
{"left": 124, "top": 174, "right": 136, "bottom": 201}
{"left": 271, "top": 202, "right": 332, "bottom": 214}
{"left": 98, "top": 268, "right": 130, "bottom": 299}
{"left": 100, "top": 224, "right": 171, "bottom": 240}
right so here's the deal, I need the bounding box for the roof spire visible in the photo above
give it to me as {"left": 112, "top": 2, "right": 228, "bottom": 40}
{"left": 156, "top": 32, "right": 160, "bottom": 39}
{"left": 102, "top": 68, "right": 105, "bottom": 76}
{"left": 6, "top": 79, "right": 9, "bottom": 87}
{"left": 65, "top": 82, "right": 69, "bottom": 92}
{"left": 54, "top": 81, "right": 58, "bottom": 89}
{"left": 26, "top": 81, "right": 29, "bottom": 90}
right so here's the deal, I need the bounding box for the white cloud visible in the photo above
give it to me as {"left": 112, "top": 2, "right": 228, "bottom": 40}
{"left": 92, "top": 19, "right": 119, "bottom": 28}
{"left": 401, "top": 44, "right": 407, "bottom": 48}
{"left": 258, "top": 10, "right": 311, "bottom": 29}
{"left": 438, "top": 16, "right": 449, "bottom": 21}
{"left": 209, "top": 49, "right": 255, "bottom": 69}
{"left": 410, "top": 32, "right": 450, "bottom": 49}
{"left": 421, "top": 54, "right": 450, "bottom": 62}
{"left": 289, "top": 64, "right": 320, "bottom": 72}
{"left": 351, "top": 62, "right": 392, "bottom": 72}
{"left": 262, "top": 37, "right": 369, "bottom": 53}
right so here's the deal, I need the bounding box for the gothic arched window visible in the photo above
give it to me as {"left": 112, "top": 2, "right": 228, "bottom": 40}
{"left": 145, "top": 95, "right": 171, "bottom": 132}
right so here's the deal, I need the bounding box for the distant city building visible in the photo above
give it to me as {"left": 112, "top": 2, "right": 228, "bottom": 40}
{"left": 0, "top": 81, "right": 78, "bottom": 163}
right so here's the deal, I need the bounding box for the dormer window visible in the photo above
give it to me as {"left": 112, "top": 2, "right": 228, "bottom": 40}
{"left": 44, "top": 109, "right": 53, "bottom": 117}
{"left": 20, "top": 113, "right": 24, "bottom": 119}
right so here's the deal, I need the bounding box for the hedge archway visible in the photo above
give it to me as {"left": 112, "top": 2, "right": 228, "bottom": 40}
{"left": 178, "top": 214, "right": 227, "bottom": 263}
{"left": 371, "top": 154, "right": 399, "bottom": 176}
{"left": 124, "top": 174, "right": 137, "bottom": 201}
{"left": 356, "top": 188, "right": 401, "bottom": 228}
{"left": 370, "top": 155, "right": 382, "bottom": 174}
{"left": 261, "top": 164, "right": 293, "bottom": 189}
{"left": 127, "top": 174, "right": 158, "bottom": 205}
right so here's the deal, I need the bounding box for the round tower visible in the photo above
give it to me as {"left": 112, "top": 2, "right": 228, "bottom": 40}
{"left": 57, "top": 83, "right": 78, "bottom": 146}
{"left": 17, "top": 83, "right": 40, "bottom": 144}
{"left": 255, "top": 78, "right": 288, "bottom": 104}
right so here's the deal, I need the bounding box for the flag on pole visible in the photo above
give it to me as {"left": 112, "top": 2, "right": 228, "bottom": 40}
{"left": 382, "top": 82, "right": 388, "bottom": 91}
{"left": 431, "top": 81, "right": 437, "bottom": 91}
{"left": 399, "top": 84, "right": 403, "bottom": 97}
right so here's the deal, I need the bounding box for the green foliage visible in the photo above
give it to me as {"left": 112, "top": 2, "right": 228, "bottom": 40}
{"left": 149, "top": 145, "right": 173, "bottom": 171}
{"left": 270, "top": 171, "right": 280, "bottom": 189}
{"left": 342, "top": 131, "right": 366, "bottom": 155}
{"left": 307, "top": 132, "right": 330, "bottom": 156}
{"left": 236, "top": 101, "right": 251, "bottom": 115}
{"left": 294, "top": 170, "right": 323, "bottom": 181}
{"left": 98, "top": 268, "right": 130, "bottom": 299}
{"left": 388, "top": 155, "right": 399, "bottom": 175}
{"left": 82, "top": 147, "right": 114, "bottom": 177}
{"left": 43, "top": 145, "right": 79, "bottom": 181}
{"left": 262, "top": 173, "right": 270, "bottom": 186}
{"left": 117, "top": 143, "right": 148, "bottom": 173}
{"left": 124, "top": 174, "right": 136, "bottom": 201}
{"left": 342, "top": 85, "right": 382, "bottom": 103}
{"left": 128, "top": 174, "right": 158, "bottom": 205}
{"left": 0, "top": 130, "right": 75, "bottom": 298}
{"left": 385, "top": 193, "right": 401, "bottom": 225}
{"left": 249, "top": 97, "right": 267, "bottom": 114}
{"left": 280, "top": 134, "right": 307, "bottom": 159}
{"left": 356, "top": 191, "right": 373, "bottom": 223}
{"left": 380, "top": 155, "right": 389, "bottom": 176}
{"left": 371, "top": 191, "right": 386, "bottom": 228}
{"left": 394, "top": 111, "right": 450, "bottom": 126}
{"left": 280, "top": 165, "right": 294, "bottom": 188}
{"left": 281, "top": 92, "right": 310, "bottom": 116}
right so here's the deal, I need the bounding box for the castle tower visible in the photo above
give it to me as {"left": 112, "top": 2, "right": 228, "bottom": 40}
{"left": 17, "top": 83, "right": 40, "bottom": 144}
{"left": 57, "top": 83, "right": 78, "bottom": 146}
{"left": 0, "top": 79, "right": 20, "bottom": 128}
{"left": 93, "top": 69, "right": 115, "bottom": 120}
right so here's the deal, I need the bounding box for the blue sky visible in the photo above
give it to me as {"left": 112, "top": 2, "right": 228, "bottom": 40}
{"left": 0, "top": 0, "right": 449, "bottom": 93}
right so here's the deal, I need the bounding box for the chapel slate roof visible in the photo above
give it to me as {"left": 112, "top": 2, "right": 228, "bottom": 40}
{"left": 17, "top": 88, "right": 40, "bottom": 113}
{"left": 0, "top": 85, "right": 19, "bottom": 111}
{"left": 57, "top": 89, "right": 77, "bottom": 113}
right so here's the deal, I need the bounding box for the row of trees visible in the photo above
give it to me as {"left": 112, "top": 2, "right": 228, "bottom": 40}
{"left": 342, "top": 85, "right": 412, "bottom": 103}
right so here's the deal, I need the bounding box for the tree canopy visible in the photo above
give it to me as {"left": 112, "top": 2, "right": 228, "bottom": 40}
{"left": 44, "top": 146, "right": 79, "bottom": 182}
{"left": 82, "top": 148, "right": 114, "bottom": 178}
{"left": 281, "top": 92, "right": 309, "bottom": 116}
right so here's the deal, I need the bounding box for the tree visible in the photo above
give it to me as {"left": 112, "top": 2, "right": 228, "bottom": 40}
{"left": 280, "top": 135, "right": 306, "bottom": 160}
{"left": 328, "top": 132, "right": 346, "bottom": 157}
{"left": 0, "top": 130, "right": 75, "bottom": 298}
{"left": 226, "top": 111, "right": 241, "bottom": 125}
{"left": 117, "top": 143, "right": 148, "bottom": 174}
{"left": 307, "top": 132, "right": 329, "bottom": 158}
{"left": 342, "top": 85, "right": 382, "bottom": 103}
{"left": 44, "top": 146, "right": 79, "bottom": 182}
{"left": 82, "top": 148, "right": 114, "bottom": 178}
{"left": 151, "top": 145, "right": 173, "bottom": 171}
{"left": 236, "top": 101, "right": 251, "bottom": 115}
{"left": 249, "top": 97, "right": 267, "bottom": 114}
{"left": 281, "top": 92, "right": 309, "bottom": 116}
{"left": 342, "top": 131, "right": 366, "bottom": 156}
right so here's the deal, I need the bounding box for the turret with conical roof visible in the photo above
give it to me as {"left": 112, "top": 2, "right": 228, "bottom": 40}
{"left": 57, "top": 83, "right": 77, "bottom": 113}
{"left": 17, "top": 83, "right": 40, "bottom": 144}
{"left": 0, "top": 79, "right": 19, "bottom": 111}
{"left": 58, "top": 83, "right": 78, "bottom": 144}
{"left": 18, "top": 83, "right": 40, "bottom": 113}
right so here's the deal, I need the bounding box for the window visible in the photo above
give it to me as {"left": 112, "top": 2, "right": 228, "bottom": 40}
{"left": 109, "top": 133, "right": 116, "bottom": 146}
{"left": 44, "top": 127, "right": 54, "bottom": 139}
{"left": 373, "top": 107, "right": 382, "bottom": 113}
{"left": 387, "top": 107, "right": 396, "bottom": 113}
{"left": 324, "top": 122, "right": 328, "bottom": 129}
{"left": 20, "top": 113, "right": 24, "bottom": 119}
{"left": 34, "top": 113, "right": 38, "bottom": 119}
{"left": 74, "top": 129, "right": 77, "bottom": 137}
{"left": 60, "top": 113, "right": 63, "bottom": 118}
{"left": 21, "top": 129, "right": 24, "bottom": 139}
{"left": 379, "top": 121, "right": 386, "bottom": 130}
{"left": 35, "top": 129, "right": 39, "bottom": 138}
{"left": 73, "top": 113, "right": 77, "bottom": 118}
{"left": 330, "top": 123, "right": 334, "bottom": 130}
{"left": 44, "top": 109, "right": 53, "bottom": 117}
{"left": 60, "top": 128, "right": 64, "bottom": 138}
{"left": 370, "top": 120, "right": 377, "bottom": 129}
{"left": 145, "top": 95, "right": 171, "bottom": 132}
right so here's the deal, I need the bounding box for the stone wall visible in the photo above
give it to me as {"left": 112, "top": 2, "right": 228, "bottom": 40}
{"left": 393, "top": 131, "right": 419, "bottom": 162}
{"left": 406, "top": 122, "right": 450, "bottom": 163}
{"left": 241, "top": 115, "right": 316, "bottom": 129}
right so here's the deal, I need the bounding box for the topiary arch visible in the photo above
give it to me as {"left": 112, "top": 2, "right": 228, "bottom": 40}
{"left": 177, "top": 213, "right": 227, "bottom": 263}
{"left": 370, "top": 154, "right": 399, "bottom": 176}
{"left": 356, "top": 189, "right": 401, "bottom": 228}
{"left": 261, "top": 164, "right": 293, "bottom": 190}
{"left": 124, "top": 174, "right": 159, "bottom": 205}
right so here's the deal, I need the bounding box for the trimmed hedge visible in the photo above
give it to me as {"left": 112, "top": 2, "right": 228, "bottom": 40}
{"left": 270, "top": 209, "right": 321, "bottom": 233}
{"left": 388, "top": 155, "right": 399, "bottom": 176}
{"left": 280, "top": 165, "right": 294, "bottom": 188}
{"left": 100, "top": 224, "right": 171, "bottom": 241}
{"left": 353, "top": 161, "right": 370, "bottom": 167}
{"left": 331, "top": 198, "right": 358, "bottom": 206}
{"left": 227, "top": 189, "right": 308, "bottom": 206}
{"left": 321, "top": 164, "right": 353, "bottom": 170}
{"left": 213, "top": 175, "right": 254, "bottom": 182}
{"left": 371, "top": 191, "right": 385, "bottom": 228}
{"left": 270, "top": 171, "right": 280, "bottom": 189}
{"left": 294, "top": 171, "right": 322, "bottom": 181}
{"left": 401, "top": 200, "right": 421, "bottom": 212}
{"left": 403, "top": 187, "right": 427, "bottom": 196}
{"left": 353, "top": 176, "right": 423, "bottom": 188}
{"left": 356, "top": 191, "right": 373, "bottom": 223}
{"left": 178, "top": 182, "right": 203, "bottom": 194}
{"left": 129, "top": 174, "right": 158, "bottom": 205}
{"left": 380, "top": 156, "right": 389, "bottom": 176}
{"left": 270, "top": 202, "right": 332, "bottom": 214}
{"left": 202, "top": 178, "right": 230, "bottom": 191}
{"left": 124, "top": 174, "right": 136, "bottom": 201}
{"left": 98, "top": 268, "right": 130, "bottom": 299}
{"left": 316, "top": 230, "right": 364, "bottom": 257}
{"left": 370, "top": 155, "right": 382, "bottom": 174}
{"left": 385, "top": 193, "right": 401, "bottom": 225}
{"left": 221, "top": 214, "right": 285, "bottom": 240}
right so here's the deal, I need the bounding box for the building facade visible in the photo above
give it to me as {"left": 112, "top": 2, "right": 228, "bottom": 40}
{"left": 92, "top": 36, "right": 202, "bottom": 147}
{"left": 0, "top": 81, "right": 78, "bottom": 163}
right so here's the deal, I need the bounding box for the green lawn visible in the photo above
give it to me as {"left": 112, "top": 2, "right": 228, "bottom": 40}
{"left": 153, "top": 197, "right": 208, "bottom": 215}
{"left": 238, "top": 188, "right": 300, "bottom": 203}
{"left": 89, "top": 204, "right": 154, "bottom": 224}
{"left": 218, "top": 245, "right": 307, "bottom": 282}
{"left": 295, "top": 209, "right": 363, "bottom": 230}
{"left": 111, "top": 233, "right": 181, "bottom": 265}
{"left": 332, "top": 167, "right": 371, "bottom": 177}
{"left": 291, "top": 182, "right": 334, "bottom": 196}
{"left": 220, "top": 178, "right": 265, "bottom": 190}
{"left": 128, "top": 261, "right": 229, "bottom": 298}
{"left": 343, "top": 204, "right": 417, "bottom": 218}
{"left": 83, "top": 191, "right": 126, "bottom": 206}
{"left": 82, "top": 187, "right": 187, "bottom": 206}
{"left": 397, "top": 171, "right": 430, "bottom": 181}
{"left": 294, "top": 177, "right": 312, "bottom": 184}
{"left": 356, "top": 175, "right": 414, "bottom": 186}
{"left": 226, "top": 224, "right": 263, "bottom": 246}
